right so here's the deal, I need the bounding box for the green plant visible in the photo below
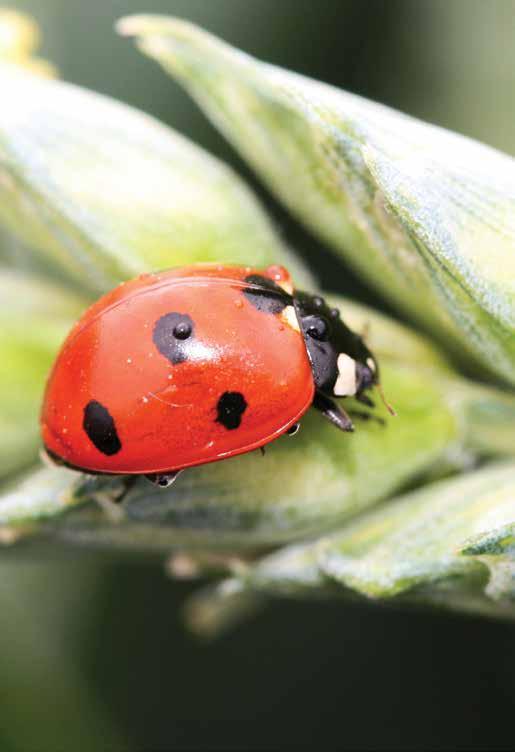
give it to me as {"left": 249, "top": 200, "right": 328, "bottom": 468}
{"left": 1, "top": 13, "right": 514, "bottom": 636}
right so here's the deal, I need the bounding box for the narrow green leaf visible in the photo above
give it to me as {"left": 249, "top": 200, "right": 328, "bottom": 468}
{"left": 0, "top": 62, "right": 313, "bottom": 295}
{"left": 0, "top": 270, "right": 86, "bottom": 477}
{"left": 36, "top": 348, "right": 458, "bottom": 549}
{"left": 120, "top": 16, "right": 515, "bottom": 386}
{"left": 320, "top": 461, "right": 515, "bottom": 599}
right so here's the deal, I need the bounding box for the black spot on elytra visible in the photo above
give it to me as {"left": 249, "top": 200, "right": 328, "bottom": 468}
{"left": 243, "top": 274, "right": 290, "bottom": 314}
{"left": 83, "top": 400, "right": 121, "bottom": 456}
{"left": 153, "top": 312, "right": 194, "bottom": 364}
{"left": 216, "top": 391, "right": 247, "bottom": 430}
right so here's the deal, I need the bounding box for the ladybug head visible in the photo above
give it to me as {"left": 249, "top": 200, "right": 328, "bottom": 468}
{"left": 293, "top": 291, "right": 380, "bottom": 400}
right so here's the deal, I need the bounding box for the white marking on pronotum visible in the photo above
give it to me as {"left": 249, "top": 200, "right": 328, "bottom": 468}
{"left": 281, "top": 305, "right": 300, "bottom": 332}
{"left": 366, "top": 357, "right": 376, "bottom": 373}
{"left": 334, "top": 353, "right": 357, "bottom": 397}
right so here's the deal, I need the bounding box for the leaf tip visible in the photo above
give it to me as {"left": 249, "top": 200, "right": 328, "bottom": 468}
{"left": 116, "top": 14, "right": 203, "bottom": 40}
{"left": 0, "top": 8, "right": 58, "bottom": 78}
{"left": 115, "top": 15, "right": 213, "bottom": 71}
{"left": 115, "top": 14, "right": 241, "bottom": 71}
{"left": 115, "top": 14, "right": 143, "bottom": 37}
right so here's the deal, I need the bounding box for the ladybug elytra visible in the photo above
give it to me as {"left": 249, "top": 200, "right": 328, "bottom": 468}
{"left": 41, "top": 264, "right": 391, "bottom": 489}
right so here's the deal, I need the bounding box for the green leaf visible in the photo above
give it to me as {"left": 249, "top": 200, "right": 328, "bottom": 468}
{"left": 119, "top": 16, "right": 515, "bottom": 386}
{"left": 0, "top": 62, "right": 313, "bottom": 295}
{"left": 0, "top": 270, "right": 86, "bottom": 478}
{"left": 1, "top": 292, "right": 512, "bottom": 546}
{"left": 184, "top": 461, "right": 515, "bottom": 635}
{"left": 16, "top": 296, "right": 514, "bottom": 551}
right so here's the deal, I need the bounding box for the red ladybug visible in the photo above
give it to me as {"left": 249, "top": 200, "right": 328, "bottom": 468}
{"left": 41, "top": 264, "right": 389, "bottom": 488}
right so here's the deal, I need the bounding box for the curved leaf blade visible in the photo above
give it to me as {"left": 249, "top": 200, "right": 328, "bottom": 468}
{"left": 120, "top": 16, "right": 515, "bottom": 385}
{"left": 187, "top": 461, "right": 515, "bottom": 634}
{"left": 39, "top": 361, "right": 455, "bottom": 549}
{"left": 0, "top": 63, "right": 313, "bottom": 295}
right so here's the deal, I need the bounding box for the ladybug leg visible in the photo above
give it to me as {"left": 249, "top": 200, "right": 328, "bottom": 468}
{"left": 94, "top": 491, "right": 126, "bottom": 522}
{"left": 356, "top": 392, "right": 375, "bottom": 409}
{"left": 93, "top": 475, "right": 137, "bottom": 521}
{"left": 348, "top": 409, "right": 386, "bottom": 426}
{"left": 286, "top": 423, "right": 301, "bottom": 436}
{"left": 113, "top": 475, "right": 138, "bottom": 503}
{"left": 313, "top": 391, "right": 354, "bottom": 433}
{"left": 145, "top": 471, "right": 182, "bottom": 488}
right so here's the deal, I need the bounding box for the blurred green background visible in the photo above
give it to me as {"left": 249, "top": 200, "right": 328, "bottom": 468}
{"left": 2, "top": 1, "right": 515, "bottom": 750}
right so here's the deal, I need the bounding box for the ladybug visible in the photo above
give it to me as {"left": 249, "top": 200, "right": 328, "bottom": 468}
{"left": 41, "top": 264, "right": 392, "bottom": 490}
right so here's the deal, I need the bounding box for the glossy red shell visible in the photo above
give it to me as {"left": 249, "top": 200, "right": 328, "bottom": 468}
{"left": 41, "top": 265, "right": 314, "bottom": 474}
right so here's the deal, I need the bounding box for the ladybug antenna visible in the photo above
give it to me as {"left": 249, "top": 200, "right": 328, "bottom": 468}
{"left": 375, "top": 382, "right": 396, "bottom": 416}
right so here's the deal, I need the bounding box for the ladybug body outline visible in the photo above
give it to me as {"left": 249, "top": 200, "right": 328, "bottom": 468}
{"left": 41, "top": 264, "right": 383, "bottom": 488}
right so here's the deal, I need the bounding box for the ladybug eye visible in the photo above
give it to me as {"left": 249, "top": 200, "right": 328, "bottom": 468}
{"left": 173, "top": 321, "right": 192, "bottom": 340}
{"left": 307, "top": 316, "right": 330, "bottom": 341}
